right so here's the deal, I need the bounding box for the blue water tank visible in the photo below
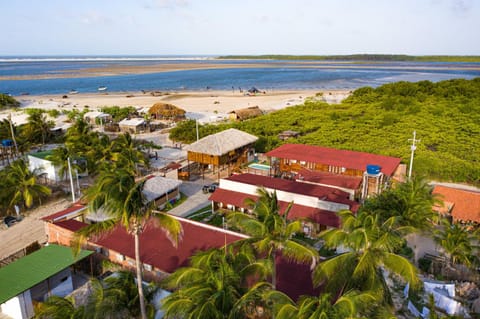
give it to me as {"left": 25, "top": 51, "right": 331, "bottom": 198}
{"left": 1, "top": 139, "right": 13, "bottom": 147}
{"left": 366, "top": 164, "right": 381, "bottom": 174}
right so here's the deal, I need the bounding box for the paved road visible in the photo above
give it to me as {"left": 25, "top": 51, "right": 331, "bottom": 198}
{"left": 168, "top": 179, "right": 213, "bottom": 217}
{"left": 0, "top": 198, "right": 72, "bottom": 260}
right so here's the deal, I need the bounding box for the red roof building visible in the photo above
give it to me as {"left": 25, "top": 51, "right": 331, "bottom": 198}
{"left": 209, "top": 173, "right": 359, "bottom": 231}
{"left": 432, "top": 185, "right": 480, "bottom": 223}
{"left": 266, "top": 144, "right": 403, "bottom": 199}
{"left": 42, "top": 205, "right": 318, "bottom": 300}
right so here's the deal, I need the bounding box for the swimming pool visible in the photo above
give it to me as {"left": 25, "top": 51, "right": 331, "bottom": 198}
{"left": 248, "top": 163, "right": 271, "bottom": 171}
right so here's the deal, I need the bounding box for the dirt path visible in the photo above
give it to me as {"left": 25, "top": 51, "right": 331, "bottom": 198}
{"left": 0, "top": 197, "right": 73, "bottom": 260}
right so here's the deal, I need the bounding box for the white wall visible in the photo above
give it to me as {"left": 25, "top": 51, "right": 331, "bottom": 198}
{"left": 1, "top": 290, "right": 34, "bottom": 319}
{"left": 27, "top": 155, "right": 61, "bottom": 182}
{"left": 220, "top": 179, "right": 350, "bottom": 212}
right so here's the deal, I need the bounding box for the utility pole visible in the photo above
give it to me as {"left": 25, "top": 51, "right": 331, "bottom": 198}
{"left": 408, "top": 131, "right": 420, "bottom": 179}
{"left": 67, "top": 157, "right": 76, "bottom": 202}
{"left": 8, "top": 113, "right": 19, "bottom": 156}
{"left": 196, "top": 119, "right": 199, "bottom": 142}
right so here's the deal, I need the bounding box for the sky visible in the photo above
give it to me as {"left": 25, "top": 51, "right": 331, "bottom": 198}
{"left": 1, "top": 0, "right": 479, "bottom": 56}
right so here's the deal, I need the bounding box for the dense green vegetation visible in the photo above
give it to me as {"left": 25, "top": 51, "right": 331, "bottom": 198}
{"left": 218, "top": 54, "right": 480, "bottom": 62}
{"left": 100, "top": 106, "right": 136, "bottom": 122}
{"left": 0, "top": 93, "right": 20, "bottom": 109}
{"left": 170, "top": 78, "right": 480, "bottom": 185}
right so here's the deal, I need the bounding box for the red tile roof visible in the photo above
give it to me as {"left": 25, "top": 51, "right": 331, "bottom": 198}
{"left": 91, "top": 217, "right": 247, "bottom": 273}
{"left": 226, "top": 173, "right": 352, "bottom": 205}
{"left": 432, "top": 185, "right": 480, "bottom": 223}
{"left": 297, "top": 168, "right": 363, "bottom": 190}
{"left": 276, "top": 255, "right": 320, "bottom": 301}
{"left": 209, "top": 188, "right": 342, "bottom": 228}
{"left": 266, "top": 144, "right": 401, "bottom": 176}
{"left": 54, "top": 219, "right": 88, "bottom": 232}
{"left": 41, "top": 203, "right": 87, "bottom": 222}
{"left": 45, "top": 206, "right": 320, "bottom": 299}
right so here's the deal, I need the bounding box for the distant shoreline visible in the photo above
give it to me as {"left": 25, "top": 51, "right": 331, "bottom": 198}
{"left": 2, "top": 60, "right": 480, "bottom": 82}
{"left": 217, "top": 54, "right": 480, "bottom": 63}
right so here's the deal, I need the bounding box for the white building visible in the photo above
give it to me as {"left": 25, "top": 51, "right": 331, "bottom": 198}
{"left": 0, "top": 245, "right": 92, "bottom": 319}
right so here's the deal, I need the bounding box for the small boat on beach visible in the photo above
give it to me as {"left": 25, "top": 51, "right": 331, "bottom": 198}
{"left": 69, "top": 89, "right": 79, "bottom": 94}
{"left": 98, "top": 86, "right": 107, "bottom": 91}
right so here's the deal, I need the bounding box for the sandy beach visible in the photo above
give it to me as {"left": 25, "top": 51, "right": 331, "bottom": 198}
{"left": 2, "top": 89, "right": 351, "bottom": 126}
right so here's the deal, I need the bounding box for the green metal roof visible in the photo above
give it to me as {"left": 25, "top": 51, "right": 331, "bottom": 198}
{"left": 0, "top": 244, "right": 93, "bottom": 304}
{"left": 29, "top": 150, "right": 54, "bottom": 160}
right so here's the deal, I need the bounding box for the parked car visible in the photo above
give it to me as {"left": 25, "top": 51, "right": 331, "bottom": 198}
{"left": 3, "top": 216, "right": 17, "bottom": 227}
{"left": 202, "top": 182, "right": 219, "bottom": 194}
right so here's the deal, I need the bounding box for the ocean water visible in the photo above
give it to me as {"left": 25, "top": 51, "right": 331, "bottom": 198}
{"left": 0, "top": 56, "right": 479, "bottom": 96}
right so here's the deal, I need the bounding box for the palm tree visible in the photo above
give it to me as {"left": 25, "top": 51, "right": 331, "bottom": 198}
{"left": 34, "top": 295, "right": 87, "bottom": 319}
{"left": 270, "top": 290, "right": 376, "bottom": 319}
{"left": 76, "top": 168, "right": 182, "bottom": 319}
{"left": 360, "top": 176, "right": 440, "bottom": 235}
{"left": 84, "top": 271, "right": 159, "bottom": 319}
{"left": 161, "top": 245, "right": 273, "bottom": 319}
{"left": 23, "top": 110, "right": 54, "bottom": 146}
{"left": 227, "top": 188, "right": 318, "bottom": 289}
{"left": 4, "top": 158, "right": 51, "bottom": 210}
{"left": 109, "top": 132, "right": 148, "bottom": 175}
{"left": 313, "top": 210, "right": 420, "bottom": 308}
{"left": 434, "top": 218, "right": 478, "bottom": 276}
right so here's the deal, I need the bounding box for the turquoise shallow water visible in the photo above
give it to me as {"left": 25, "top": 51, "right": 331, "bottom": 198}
{"left": 1, "top": 56, "right": 479, "bottom": 96}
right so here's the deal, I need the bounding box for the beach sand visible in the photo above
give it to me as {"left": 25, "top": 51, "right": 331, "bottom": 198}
{"left": 3, "top": 89, "right": 351, "bottom": 125}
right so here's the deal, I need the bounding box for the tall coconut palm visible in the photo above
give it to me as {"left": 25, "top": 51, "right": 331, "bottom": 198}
{"left": 76, "top": 168, "right": 182, "bottom": 319}
{"left": 313, "top": 210, "right": 420, "bottom": 308}
{"left": 162, "top": 245, "right": 272, "bottom": 319}
{"left": 5, "top": 158, "right": 51, "bottom": 210}
{"left": 227, "top": 188, "right": 318, "bottom": 289}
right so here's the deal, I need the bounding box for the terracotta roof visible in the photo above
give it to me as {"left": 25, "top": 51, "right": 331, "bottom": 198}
{"left": 45, "top": 207, "right": 320, "bottom": 299}
{"left": 41, "top": 203, "right": 87, "bottom": 222}
{"left": 297, "top": 168, "right": 362, "bottom": 190}
{"left": 432, "top": 185, "right": 480, "bottom": 223}
{"left": 209, "top": 188, "right": 341, "bottom": 228}
{"left": 226, "top": 173, "right": 354, "bottom": 206}
{"left": 266, "top": 144, "right": 401, "bottom": 176}
{"left": 91, "top": 217, "right": 247, "bottom": 273}
{"left": 54, "top": 219, "right": 88, "bottom": 232}
{"left": 276, "top": 255, "right": 320, "bottom": 301}
{"left": 185, "top": 128, "right": 258, "bottom": 156}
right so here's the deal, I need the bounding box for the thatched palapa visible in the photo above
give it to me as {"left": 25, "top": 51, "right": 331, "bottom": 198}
{"left": 229, "top": 106, "right": 263, "bottom": 121}
{"left": 185, "top": 128, "right": 258, "bottom": 179}
{"left": 149, "top": 102, "right": 186, "bottom": 121}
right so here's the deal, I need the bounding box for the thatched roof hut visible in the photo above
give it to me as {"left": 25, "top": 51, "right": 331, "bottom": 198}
{"left": 148, "top": 103, "right": 186, "bottom": 121}
{"left": 229, "top": 106, "right": 263, "bottom": 121}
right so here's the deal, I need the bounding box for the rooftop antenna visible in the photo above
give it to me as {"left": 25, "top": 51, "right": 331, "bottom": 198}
{"left": 408, "top": 131, "right": 420, "bottom": 179}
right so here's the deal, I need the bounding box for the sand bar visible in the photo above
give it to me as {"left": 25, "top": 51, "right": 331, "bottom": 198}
{"left": 2, "top": 60, "right": 478, "bottom": 81}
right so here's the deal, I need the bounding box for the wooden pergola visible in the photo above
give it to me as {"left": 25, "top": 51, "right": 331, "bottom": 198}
{"left": 185, "top": 128, "right": 258, "bottom": 180}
